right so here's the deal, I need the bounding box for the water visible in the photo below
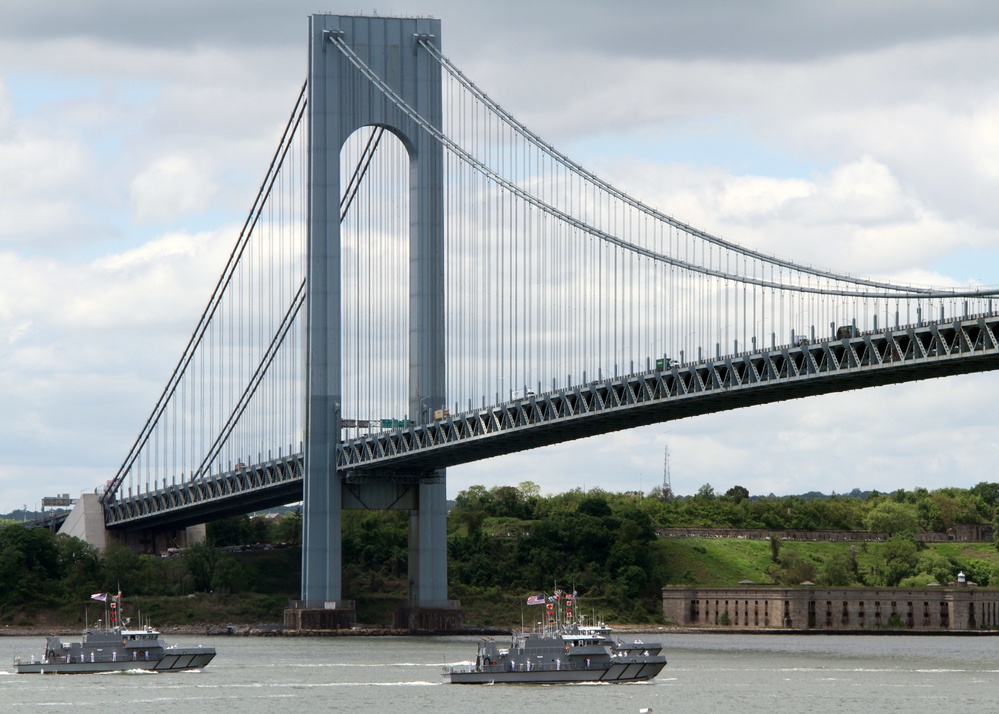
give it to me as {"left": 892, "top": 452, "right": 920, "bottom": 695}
{"left": 0, "top": 632, "right": 996, "bottom": 713}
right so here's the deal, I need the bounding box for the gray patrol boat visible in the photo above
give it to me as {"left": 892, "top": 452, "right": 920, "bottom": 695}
{"left": 14, "top": 594, "right": 216, "bottom": 674}
{"left": 444, "top": 593, "right": 667, "bottom": 684}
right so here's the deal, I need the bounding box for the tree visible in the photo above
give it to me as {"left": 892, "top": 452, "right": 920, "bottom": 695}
{"left": 863, "top": 501, "right": 919, "bottom": 537}
{"left": 767, "top": 554, "right": 816, "bottom": 586}
{"left": 876, "top": 535, "right": 919, "bottom": 586}
{"left": 208, "top": 515, "right": 252, "bottom": 546}
{"left": 183, "top": 541, "right": 224, "bottom": 592}
{"left": 768, "top": 535, "right": 781, "bottom": 563}
{"left": 101, "top": 541, "right": 141, "bottom": 595}
{"left": 518, "top": 481, "right": 541, "bottom": 499}
{"left": 696, "top": 483, "right": 716, "bottom": 500}
{"left": 971, "top": 481, "right": 999, "bottom": 507}
{"left": 56, "top": 534, "right": 101, "bottom": 598}
{"left": 454, "top": 485, "right": 492, "bottom": 513}
{"left": 617, "top": 565, "right": 649, "bottom": 598}
{"left": 577, "top": 495, "right": 612, "bottom": 518}
{"left": 0, "top": 525, "right": 63, "bottom": 608}
{"left": 820, "top": 552, "right": 857, "bottom": 586}
{"left": 492, "top": 485, "right": 529, "bottom": 519}
{"left": 273, "top": 510, "right": 302, "bottom": 545}
{"left": 915, "top": 550, "right": 956, "bottom": 585}
{"left": 725, "top": 485, "right": 750, "bottom": 504}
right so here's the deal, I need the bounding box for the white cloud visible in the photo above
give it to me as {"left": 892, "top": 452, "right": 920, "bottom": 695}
{"left": 0, "top": 133, "right": 93, "bottom": 244}
{"left": 130, "top": 156, "right": 218, "bottom": 224}
{"left": 0, "top": 80, "right": 11, "bottom": 133}
{"left": 602, "top": 155, "right": 993, "bottom": 281}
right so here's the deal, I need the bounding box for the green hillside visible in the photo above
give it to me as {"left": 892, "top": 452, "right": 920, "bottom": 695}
{"left": 655, "top": 537, "right": 999, "bottom": 589}
{"left": 4, "top": 481, "right": 999, "bottom": 629}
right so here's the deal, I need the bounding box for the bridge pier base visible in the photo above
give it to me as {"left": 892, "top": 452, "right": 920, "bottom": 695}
{"left": 284, "top": 600, "right": 356, "bottom": 631}
{"left": 393, "top": 600, "right": 463, "bottom": 631}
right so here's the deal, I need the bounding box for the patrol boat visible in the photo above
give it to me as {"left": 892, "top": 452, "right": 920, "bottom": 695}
{"left": 444, "top": 591, "right": 667, "bottom": 684}
{"left": 14, "top": 593, "right": 216, "bottom": 674}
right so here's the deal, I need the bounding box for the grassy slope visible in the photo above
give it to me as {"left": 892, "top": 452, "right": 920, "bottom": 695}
{"left": 656, "top": 537, "right": 999, "bottom": 587}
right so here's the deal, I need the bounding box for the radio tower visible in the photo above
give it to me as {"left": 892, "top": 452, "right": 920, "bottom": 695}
{"left": 662, "top": 444, "right": 674, "bottom": 500}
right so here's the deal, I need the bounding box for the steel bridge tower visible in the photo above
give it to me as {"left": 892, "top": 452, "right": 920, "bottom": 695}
{"left": 301, "top": 14, "right": 451, "bottom": 625}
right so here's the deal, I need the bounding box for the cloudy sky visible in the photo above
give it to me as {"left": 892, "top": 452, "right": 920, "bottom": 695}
{"left": 4, "top": 1, "right": 999, "bottom": 514}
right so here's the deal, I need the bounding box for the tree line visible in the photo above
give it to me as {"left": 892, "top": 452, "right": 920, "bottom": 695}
{"left": 655, "top": 482, "right": 997, "bottom": 533}
{"left": 2, "top": 482, "right": 998, "bottom": 625}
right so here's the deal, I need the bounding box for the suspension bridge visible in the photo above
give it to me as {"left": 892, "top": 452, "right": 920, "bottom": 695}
{"left": 52, "top": 14, "right": 999, "bottom": 627}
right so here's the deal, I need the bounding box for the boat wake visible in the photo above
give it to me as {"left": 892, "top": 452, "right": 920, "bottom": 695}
{"left": 288, "top": 662, "right": 436, "bottom": 668}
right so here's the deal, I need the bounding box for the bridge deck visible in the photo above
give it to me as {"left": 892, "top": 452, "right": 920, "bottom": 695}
{"left": 102, "top": 313, "right": 999, "bottom": 529}
{"left": 338, "top": 313, "right": 999, "bottom": 473}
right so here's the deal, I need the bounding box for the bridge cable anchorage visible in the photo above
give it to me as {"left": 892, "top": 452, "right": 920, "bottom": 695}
{"left": 336, "top": 35, "right": 996, "bottom": 301}
{"left": 418, "top": 38, "right": 999, "bottom": 300}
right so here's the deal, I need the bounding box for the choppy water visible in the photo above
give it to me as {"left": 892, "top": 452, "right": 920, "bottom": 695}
{"left": 1, "top": 632, "right": 996, "bottom": 713}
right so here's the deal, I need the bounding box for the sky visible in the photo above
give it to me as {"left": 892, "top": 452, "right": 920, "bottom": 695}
{"left": 5, "top": 1, "right": 999, "bottom": 513}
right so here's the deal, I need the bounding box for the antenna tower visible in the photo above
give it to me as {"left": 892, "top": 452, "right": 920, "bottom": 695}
{"left": 662, "top": 444, "right": 674, "bottom": 500}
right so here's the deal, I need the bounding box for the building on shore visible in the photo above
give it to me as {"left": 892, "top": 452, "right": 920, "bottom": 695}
{"left": 662, "top": 582, "right": 999, "bottom": 631}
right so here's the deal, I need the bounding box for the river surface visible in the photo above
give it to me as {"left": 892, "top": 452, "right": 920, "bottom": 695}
{"left": 1, "top": 632, "right": 996, "bottom": 713}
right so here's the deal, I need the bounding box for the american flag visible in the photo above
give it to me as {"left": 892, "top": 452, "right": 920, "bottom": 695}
{"left": 526, "top": 594, "right": 545, "bottom": 606}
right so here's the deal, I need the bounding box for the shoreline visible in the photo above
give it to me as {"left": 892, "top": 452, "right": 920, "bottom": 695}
{"left": 4, "top": 623, "right": 998, "bottom": 637}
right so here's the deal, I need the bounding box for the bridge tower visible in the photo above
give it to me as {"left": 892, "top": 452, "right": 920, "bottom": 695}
{"left": 299, "top": 14, "right": 453, "bottom": 627}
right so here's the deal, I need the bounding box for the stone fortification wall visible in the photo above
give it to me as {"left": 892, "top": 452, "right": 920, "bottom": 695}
{"left": 662, "top": 585, "right": 999, "bottom": 631}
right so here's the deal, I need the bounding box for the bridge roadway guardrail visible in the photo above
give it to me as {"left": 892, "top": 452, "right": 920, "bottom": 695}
{"left": 337, "top": 312, "right": 999, "bottom": 476}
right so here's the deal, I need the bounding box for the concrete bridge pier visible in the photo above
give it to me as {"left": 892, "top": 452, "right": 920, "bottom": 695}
{"left": 58, "top": 493, "right": 205, "bottom": 554}
{"left": 399, "top": 477, "right": 462, "bottom": 629}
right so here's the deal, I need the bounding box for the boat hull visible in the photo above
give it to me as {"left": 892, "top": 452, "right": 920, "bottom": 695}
{"left": 14, "top": 648, "right": 215, "bottom": 674}
{"left": 448, "top": 658, "right": 667, "bottom": 684}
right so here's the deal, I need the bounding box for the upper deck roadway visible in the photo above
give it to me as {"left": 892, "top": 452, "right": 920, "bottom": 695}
{"left": 103, "top": 312, "right": 999, "bottom": 529}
